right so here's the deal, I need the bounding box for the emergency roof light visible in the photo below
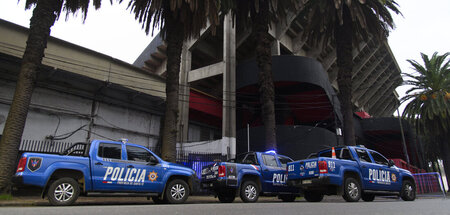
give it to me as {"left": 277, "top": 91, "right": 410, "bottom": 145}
{"left": 265, "top": 150, "right": 277, "bottom": 154}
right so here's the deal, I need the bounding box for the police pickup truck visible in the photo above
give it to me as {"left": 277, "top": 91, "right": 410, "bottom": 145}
{"left": 287, "top": 146, "right": 416, "bottom": 202}
{"left": 201, "top": 151, "right": 300, "bottom": 203}
{"left": 13, "top": 139, "right": 198, "bottom": 205}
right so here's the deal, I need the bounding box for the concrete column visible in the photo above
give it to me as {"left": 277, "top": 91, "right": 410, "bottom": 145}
{"left": 222, "top": 13, "right": 236, "bottom": 158}
{"left": 177, "top": 45, "right": 192, "bottom": 143}
{"left": 271, "top": 40, "right": 281, "bottom": 56}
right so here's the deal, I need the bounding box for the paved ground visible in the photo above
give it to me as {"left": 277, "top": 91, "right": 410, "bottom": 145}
{"left": 1, "top": 197, "right": 449, "bottom": 215}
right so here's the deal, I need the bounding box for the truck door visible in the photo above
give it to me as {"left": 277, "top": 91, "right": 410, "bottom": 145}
{"left": 354, "top": 148, "right": 379, "bottom": 190}
{"left": 91, "top": 142, "right": 127, "bottom": 191}
{"left": 123, "top": 145, "right": 166, "bottom": 193}
{"left": 368, "top": 150, "right": 400, "bottom": 191}
{"left": 260, "top": 153, "right": 287, "bottom": 193}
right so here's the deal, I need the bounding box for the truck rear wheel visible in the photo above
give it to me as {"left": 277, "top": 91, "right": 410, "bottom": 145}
{"left": 279, "top": 194, "right": 297, "bottom": 202}
{"left": 240, "top": 181, "right": 259, "bottom": 203}
{"left": 342, "top": 177, "right": 361, "bottom": 202}
{"left": 400, "top": 180, "right": 416, "bottom": 201}
{"left": 47, "top": 177, "right": 80, "bottom": 206}
{"left": 218, "top": 191, "right": 236, "bottom": 203}
{"left": 164, "top": 179, "right": 190, "bottom": 204}
{"left": 303, "top": 191, "right": 324, "bottom": 202}
{"left": 152, "top": 196, "right": 167, "bottom": 204}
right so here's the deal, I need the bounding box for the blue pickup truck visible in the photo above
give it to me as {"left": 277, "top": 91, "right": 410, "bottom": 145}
{"left": 13, "top": 139, "right": 198, "bottom": 205}
{"left": 201, "top": 151, "right": 300, "bottom": 203}
{"left": 287, "top": 146, "right": 416, "bottom": 202}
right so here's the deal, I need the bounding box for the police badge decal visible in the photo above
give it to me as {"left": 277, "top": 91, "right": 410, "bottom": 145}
{"left": 27, "top": 157, "right": 42, "bottom": 172}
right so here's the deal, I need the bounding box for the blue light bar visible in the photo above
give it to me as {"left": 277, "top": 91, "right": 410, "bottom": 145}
{"left": 265, "top": 150, "right": 277, "bottom": 154}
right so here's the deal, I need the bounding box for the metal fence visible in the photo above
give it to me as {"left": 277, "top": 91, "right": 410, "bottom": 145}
{"left": 19, "top": 140, "right": 227, "bottom": 179}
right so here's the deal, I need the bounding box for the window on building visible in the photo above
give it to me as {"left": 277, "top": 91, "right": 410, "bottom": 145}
{"left": 126, "top": 145, "right": 158, "bottom": 163}
{"left": 98, "top": 143, "right": 122, "bottom": 159}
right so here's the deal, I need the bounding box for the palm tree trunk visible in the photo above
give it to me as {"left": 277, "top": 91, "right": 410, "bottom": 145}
{"left": 0, "top": 0, "right": 59, "bottom": 193}
{"left": 335, "top": 5, "right": 356, "bottom": 146}
{"left": 252, "top": 0, "right": 277, "bottom": 151}
{"left": 439, "top": 141, "right": 450, "bottom": 192}
{"left": 160, "top": 12, "right": 184, "bottom": 163}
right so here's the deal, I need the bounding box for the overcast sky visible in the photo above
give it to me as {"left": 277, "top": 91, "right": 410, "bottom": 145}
{"left": 1, "top": 0, "right": 449, "bottom": 113}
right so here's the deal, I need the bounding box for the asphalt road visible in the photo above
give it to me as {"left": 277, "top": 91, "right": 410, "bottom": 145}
{"left": 0, "top": 198, "right": 448, "bottom": 215}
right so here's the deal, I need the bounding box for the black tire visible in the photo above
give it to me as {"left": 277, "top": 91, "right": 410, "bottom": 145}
{"left": 400, "top": 180, "right": 416, "bottom": 201}
{"left": 164, "top": 179, "right": 190, "bottom": 204}
{"left": 152, "top": 196, "right": 167, "bottom": 204}
{"left": 47, "top": 177, "right": 80, "bottom": 206}
{"left": 342, "top": 177, "right": 361, "bottom": 202}
{"left": 240, "top": 181, "right": 259, "bottom": 203}
{"left": 279, "top": 194, "right": 297, "bottom": 202}
{"left": 218, "top": 192, "right": 236, "bottom": 203}
{"left": 303, "top": 191, "right": 324, "bottom": 202}
{"left": 361, "top": 193, "right": 375, "bottom": 202}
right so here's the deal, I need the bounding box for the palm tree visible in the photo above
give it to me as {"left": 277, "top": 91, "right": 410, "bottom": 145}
{"left": 298, "top": 0, "right": 401, "bottom": 145}
{"left": 125, "top": 0, "right": 223, "bottom": 162}
{"left": 230, "top": 0, "right": 300, "bottom": 151}
{"left": 401, "top": 52, "right": 450, "bottom": 136}
{"left": 0, "top": 0, "right": 103, "bottom": 193}
{"left": 401, "top": 52, "right": 450, "bottom": 187}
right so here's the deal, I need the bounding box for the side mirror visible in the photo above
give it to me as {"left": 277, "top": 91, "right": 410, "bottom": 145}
{"left": 388, "top": 160, "right": 395, "bottom": 167}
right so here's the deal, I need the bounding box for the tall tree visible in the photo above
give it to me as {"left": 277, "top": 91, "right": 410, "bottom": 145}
{"left": 401, "top": 52, "right": 450, "bottom": 187}
{"left": 299, "top": 0, "right": 401, "bottom": 145}
{"left": 230, "top": 0, "right": 300, "bottom": 151}
{"left": 125, "top": 0, "right": 223, "bottom": 162}
{"left": 0, "top": 0, "right": 103, "bottom": 193}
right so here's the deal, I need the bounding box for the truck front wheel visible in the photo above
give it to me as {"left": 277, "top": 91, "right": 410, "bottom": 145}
{"left": 240, "top": 181, "right": 259, "bottom": 203}
{"left": 47, "top": 177, "right": 80, "bottom": 206}
{"left": 342, "top": 177, "right": 361, "bottom": 202}
{"left": 165, "top": 179, "right": 190, "bottom": 204}
{"left": 400, "top": 180, "right": 416, "bottom": 201}
{"left": 303, "top": 191, "right": 324, "bottom": 202}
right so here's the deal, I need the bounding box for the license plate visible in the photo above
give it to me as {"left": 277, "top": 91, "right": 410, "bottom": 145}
{"left": 302, "top": 180, "right": 312, "bottom": 184}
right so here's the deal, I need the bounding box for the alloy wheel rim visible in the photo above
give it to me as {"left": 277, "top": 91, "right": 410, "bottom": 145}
{"left": 405, "top": 184, "right": 413, "bottom": 197}
{"left": 170, "top": 184, "right": 186, "bottom": 200}
{"left": 245, "top": 185, "right": 257, "bottom": 200}
{"left": 348, "top": 182, "right": 359, "bottom": 198}
{"left": 54, "top": 183, "right": 74, "bottom": 202}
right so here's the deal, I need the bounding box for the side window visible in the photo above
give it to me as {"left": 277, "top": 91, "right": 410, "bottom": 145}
{"left": 340, "top": 148, "right": 353, "bottom": 160}
{"left": 355, "top": 149, "right": 371, "bottom": 163}
{"left": 126, "top": 146, "right": 157, "bottom": 163}
{"left": 262, "top": 154, "right": 278, "bottom": 167}
{"left": 243, "top": 154, "right": 258, "bottom": 165}
{"left": 278, "top": 156, "right": 293, "bottom": 168}
{"left": 98, "top": 143, "right": 122, "bottom": 159}
{"left": 370, "top": 151, "right": 389, "bottom": 166}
